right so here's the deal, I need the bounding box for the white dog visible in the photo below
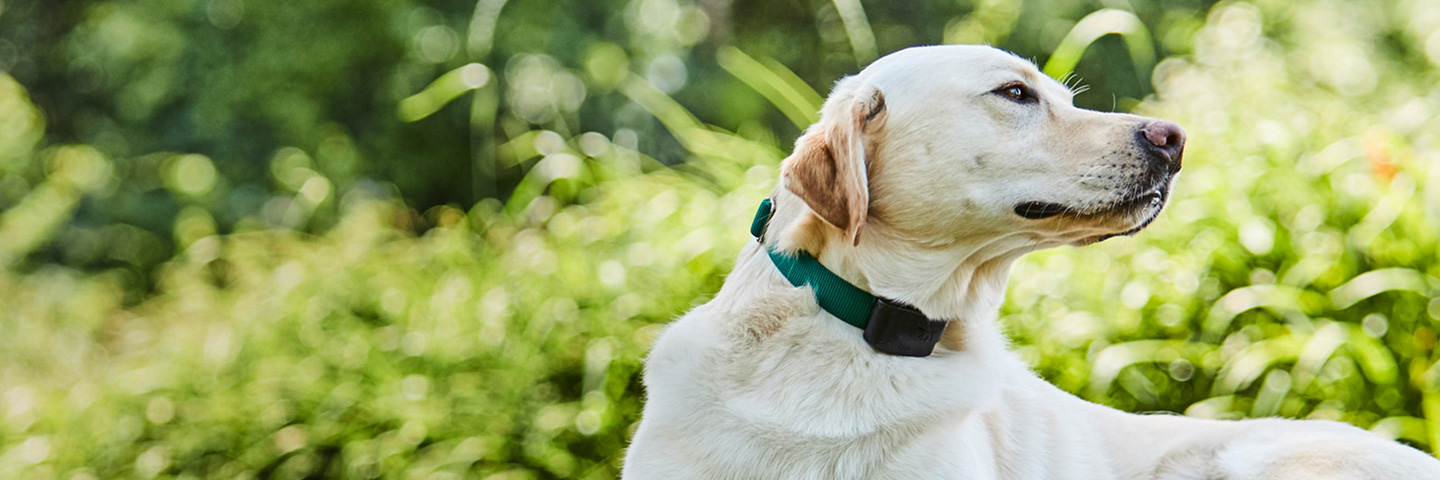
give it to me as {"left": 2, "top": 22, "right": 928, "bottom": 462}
{"left": 622, "top": 45, "right": 1440, "bottom": 479}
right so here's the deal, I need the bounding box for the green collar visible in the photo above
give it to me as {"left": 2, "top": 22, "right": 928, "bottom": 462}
{"left": 751, "top": 198, "right": 948, "bottom": 357}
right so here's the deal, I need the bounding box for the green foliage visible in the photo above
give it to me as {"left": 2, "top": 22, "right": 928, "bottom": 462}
{"left": 0, "top": 95, "right": 772, "bottom": 477}
{"left": 3, "top": 0, "right": 1440, "bottom": 478}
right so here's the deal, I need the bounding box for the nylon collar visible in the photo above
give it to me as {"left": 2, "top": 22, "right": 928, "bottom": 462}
{"left": 751, "top": 198, "right": 948, "bottom": 357}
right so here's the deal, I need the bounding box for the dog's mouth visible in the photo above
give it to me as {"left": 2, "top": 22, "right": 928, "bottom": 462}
{"left": 1013, "top": 188, "right": 1165, "bottom": 220}
{"left": 1013, "top": 179, "right": 1172, "bottom": 238}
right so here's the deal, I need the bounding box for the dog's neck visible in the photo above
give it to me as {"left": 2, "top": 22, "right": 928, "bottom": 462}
{"left": 765, "top": 189, "right": 1036, "bottom": 347}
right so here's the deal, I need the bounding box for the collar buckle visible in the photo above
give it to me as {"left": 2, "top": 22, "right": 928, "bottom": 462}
{"left": 750, "top": 198, "right": 775, "bottom": 242}
{"left": 863, "top": 298, "right": 948, "bottom": 357}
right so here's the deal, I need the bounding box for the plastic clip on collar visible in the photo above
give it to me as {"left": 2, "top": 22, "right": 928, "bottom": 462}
{"left": 750, "top": 199, "right": 947, "bottom": 357}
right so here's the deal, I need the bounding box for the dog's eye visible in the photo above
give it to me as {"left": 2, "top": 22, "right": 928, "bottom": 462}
{"left": 995, "top": 84, "right": 1036, "bottom": 103}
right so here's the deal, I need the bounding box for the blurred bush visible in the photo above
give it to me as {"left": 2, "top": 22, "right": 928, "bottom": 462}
{"left": 0, "top": 0, "right": 1209, "bottom": 278}
{"left": 2, "top": 0, "right": 1440, "bottom": 478}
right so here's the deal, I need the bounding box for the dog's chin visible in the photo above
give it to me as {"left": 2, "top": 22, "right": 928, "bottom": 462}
{"left": 1089, "top": 192, "right": 1167, "bottom": 242}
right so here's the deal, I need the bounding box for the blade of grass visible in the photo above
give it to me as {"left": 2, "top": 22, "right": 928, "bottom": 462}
{"left": 1328, "top": 268, "right": 1436, "bottom": 310}
{"left": 618, "top": 73, "right": 781, "bottom": 163}
{"left": 761, "top": 57, "right": 825, "bottom": 113}
{"left": 1042, "top": 9, "right": 1154, "bottom": 86}
{"left": 1211, "top": 335, "right": 1303, "bottom": 397}
{"left": 397, "top": 63, "right": 493, "bottom": 123}
{"left": 466, "top": 0, "right": 510, "bottom": 200}
{"left": 1088, "top": 339, "right": 1213, "bottom": 397}
{"left": 1201, "top": 284, "right": 1309, "bottom": 342}
{"left": 1424, "top": 391, "right": 1440, "bottom": 455}
{"left": 466, "top": 0, "right": 509, "bottom": 58}
{"left": 830, "top": 0, "right": 877, "bottom": 67}
{"left": 717, "top": 46, "right": 822, "bottom": 129}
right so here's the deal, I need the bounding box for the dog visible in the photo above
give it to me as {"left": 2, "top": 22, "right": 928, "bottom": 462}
{"left": 621, "top": 45, "right": 1440, "bottom": 479}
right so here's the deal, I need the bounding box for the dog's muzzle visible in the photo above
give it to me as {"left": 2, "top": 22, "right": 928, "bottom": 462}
{"left": 1013, "top": 120, "right": 1185, "bottom": 224}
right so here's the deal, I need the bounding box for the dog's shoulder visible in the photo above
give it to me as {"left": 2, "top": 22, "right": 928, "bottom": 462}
{"left": 641, "top": 248, "right": 822, "bottom": 392}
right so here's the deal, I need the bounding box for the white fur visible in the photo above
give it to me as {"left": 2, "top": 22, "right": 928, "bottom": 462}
{"left": 623, "top": 45, "right": 1440, "bottom": 479}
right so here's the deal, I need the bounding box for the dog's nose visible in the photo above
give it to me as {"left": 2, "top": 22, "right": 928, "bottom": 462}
{"left": 1140, "top": 120, "right": 1185, "bottom": 168}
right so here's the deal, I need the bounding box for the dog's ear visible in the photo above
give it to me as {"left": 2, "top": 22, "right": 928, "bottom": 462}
{"left": 783, "top": 84, "right": 886, "bottom": 246}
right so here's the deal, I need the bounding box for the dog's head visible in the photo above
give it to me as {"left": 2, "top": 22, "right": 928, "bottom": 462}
{"left": 780, "top": 45, "right": 1184, "bottom": 253}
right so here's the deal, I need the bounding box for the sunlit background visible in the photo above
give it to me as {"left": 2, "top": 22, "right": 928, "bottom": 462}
{"left": 2, "top": 0, "right": 1439, "bottom": 478}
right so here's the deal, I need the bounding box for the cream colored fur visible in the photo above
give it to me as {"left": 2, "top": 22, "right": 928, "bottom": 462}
{"left": 622, "top": 45, "right": 1440, "bottom": 479}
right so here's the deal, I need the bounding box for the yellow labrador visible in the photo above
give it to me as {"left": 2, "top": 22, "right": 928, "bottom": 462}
{"left": 623, "top": 45, "right": 1440, "bottom": 479}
